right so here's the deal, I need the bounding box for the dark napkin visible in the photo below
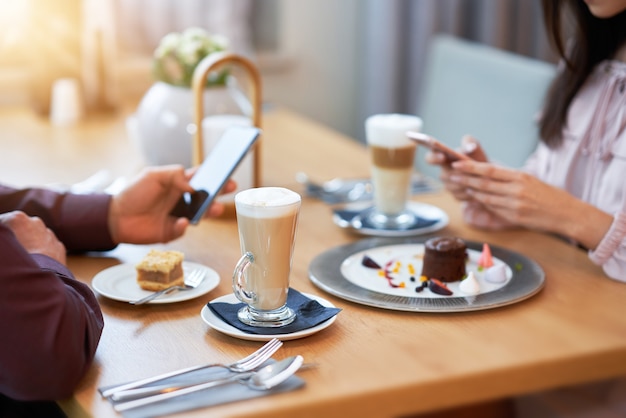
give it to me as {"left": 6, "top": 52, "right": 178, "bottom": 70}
{"left": 207, "top": 288, "right": 341, "bottom": 335}
{"left": 100, "top": 360, "right": 304, "bottom": 418}
{"left": 333, "top": 207, "right": 441, "bottom": 231}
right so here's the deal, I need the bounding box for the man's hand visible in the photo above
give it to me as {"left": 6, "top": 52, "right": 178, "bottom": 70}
{"left": 107, "top": 165, "right": 236, "bottom": 244}
{"left": 0, "top": 211, "right": 66, "bottom": 264}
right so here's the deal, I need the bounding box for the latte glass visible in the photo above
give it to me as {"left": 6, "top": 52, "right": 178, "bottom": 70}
{"left": 365, "top": 114, "right": 423, "bottom": 229}
{"left": 232, "top": 187, "right": 301, "bottom": 327}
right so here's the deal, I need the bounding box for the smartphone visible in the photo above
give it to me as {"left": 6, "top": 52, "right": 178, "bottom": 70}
{"left": 170, "top": 126, "right": 261, "bottom": 224}
{"left": 406, "top": 131, "right": 471, "bottom": 162}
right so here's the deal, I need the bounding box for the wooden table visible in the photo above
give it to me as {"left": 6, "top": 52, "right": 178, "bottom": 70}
{"left": 2, "top": 105, "right": 626, "bottom": 418}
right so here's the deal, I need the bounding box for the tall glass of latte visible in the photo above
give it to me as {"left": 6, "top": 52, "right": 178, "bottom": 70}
{"left": 232, "top": 187, "right": 301, "bottom": 327}
{"left": 365, "top": 113, "right": 423, "bottom": 229}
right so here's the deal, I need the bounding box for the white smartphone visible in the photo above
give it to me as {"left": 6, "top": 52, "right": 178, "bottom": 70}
{"left": 170, "top": 126, "right": 261, "bottom": 224}
{"left": 406, "top": 131, "right": 471, "bottom": 162}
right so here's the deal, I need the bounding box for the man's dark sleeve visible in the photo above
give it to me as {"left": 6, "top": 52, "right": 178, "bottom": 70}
{"left": 0, "top": 225, "right": 104, "bottom": 400}
{"left": 0, "top": 185, "right": 116, "bottom": 252}
{"left": 0, "top": 185, "right": 113, "bottom": 400}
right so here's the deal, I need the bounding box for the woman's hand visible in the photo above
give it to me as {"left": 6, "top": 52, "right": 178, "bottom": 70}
{"left": 107, "top": 165, "right": 236, "bottom": 244}
{"left": 448, "top": 159, "right": 613, "bottom": 249}
{"left": 425, "top": 135, "right": 488, "bottom": 201}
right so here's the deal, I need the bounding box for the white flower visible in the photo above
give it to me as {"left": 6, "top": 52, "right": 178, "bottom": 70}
{"left": 154, "top": 33, "right": 182, "bottom": 58}
{"left": 210, "top": 34, "right": 229, "bottom": 51}
{"left": 181, "top": 27, "right": 210, "bottom": 42}
{"left": 178, "top": 39, "right": 204, "bottom": 66}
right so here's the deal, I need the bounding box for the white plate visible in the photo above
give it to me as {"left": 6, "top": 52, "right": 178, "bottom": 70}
{"left": 201, "top": 293, "right": 338, "bottom": 341}
{"left": 92, "top": 262, "right": 220, "bottom": 304}
{"left": 340, "top": 244, "right": 511, "bottom": 298}
{"left": 332, "top": 201, "right": 449, "bottom": 237}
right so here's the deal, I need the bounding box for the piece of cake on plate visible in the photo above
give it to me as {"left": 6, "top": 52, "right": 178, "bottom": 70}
{"left": 135, "top": 250, "right": 184, "bottom": 291}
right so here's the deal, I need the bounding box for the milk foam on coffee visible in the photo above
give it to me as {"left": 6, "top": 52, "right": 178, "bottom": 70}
{"left": 366, "top": 113, "right": 423, "bottom": 148}
{"left": 235, "top": 187, "right": 300, "bottom": 217}
{"left": 235, "top": 187, "right": 300, "bottom": 311}
{"left": 366, "top": 114, "right": 422, "bottom": 215}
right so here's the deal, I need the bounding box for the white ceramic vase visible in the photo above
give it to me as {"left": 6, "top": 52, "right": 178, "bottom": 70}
{"left": 128, "top": 81, "right": 250, "bottom": 168}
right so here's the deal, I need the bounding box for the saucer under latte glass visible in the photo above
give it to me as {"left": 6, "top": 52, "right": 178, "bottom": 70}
{"left": 232, "top": 187, "right": 301, "bottom": 327}
{"left": 365, "top": 113, "right": 423, "bottom": 230}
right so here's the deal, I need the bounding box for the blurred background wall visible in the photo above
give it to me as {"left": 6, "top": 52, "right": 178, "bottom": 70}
{"left": 0, "top": 0, "right": 554, "bottom": 142}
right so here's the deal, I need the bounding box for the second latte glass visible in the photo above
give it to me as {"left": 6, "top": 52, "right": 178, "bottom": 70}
{"left": 365, "top": 113, "right": 423, "bottom": 230}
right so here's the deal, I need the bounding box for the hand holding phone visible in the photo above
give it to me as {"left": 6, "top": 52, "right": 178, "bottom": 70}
{"left": 406, "top": 131, "right": 471, "bottom": 162}
{"left": 170, "top": 126, "right": 261, "bottom": 224}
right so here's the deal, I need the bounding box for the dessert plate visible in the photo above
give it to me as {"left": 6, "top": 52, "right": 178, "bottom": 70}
{"left": 201, "top": 293, "right": 338, "bottom": 341}
{"left": 92, "top": 262, "right": 220, "bottom": 304}
{"left": 341, "top": 244, "right": 511, "bottom": 297}
{"left": 332, "top": 201, "right": 448, "bottom": 237}
{"left": 309, "top": 237, "right": 545, "bottom": 312}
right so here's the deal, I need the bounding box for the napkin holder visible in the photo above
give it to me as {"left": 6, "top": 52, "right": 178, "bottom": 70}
{"left": 191, "top": 52, "right": 262, "bottom": 192}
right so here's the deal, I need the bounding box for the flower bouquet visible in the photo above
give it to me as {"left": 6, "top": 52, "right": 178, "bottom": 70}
{"left": 152, "top": 27, "right": 229, "bottom": 87}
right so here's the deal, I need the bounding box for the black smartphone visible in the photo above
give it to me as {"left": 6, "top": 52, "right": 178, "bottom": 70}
{"left": 170, "top": 126, "right": 261, "bottom": 224}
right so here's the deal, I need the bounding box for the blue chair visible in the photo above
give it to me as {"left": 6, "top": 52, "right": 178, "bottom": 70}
{"left": 416, "top": 35, "right": 556, "bottom": 178}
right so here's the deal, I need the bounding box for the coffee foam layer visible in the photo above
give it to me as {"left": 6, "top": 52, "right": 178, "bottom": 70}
{"left": 235, "top": 187, "right": 301, "bottom": 217}
{"left": 366, "top": 113, "right": 423, "bottom": 148}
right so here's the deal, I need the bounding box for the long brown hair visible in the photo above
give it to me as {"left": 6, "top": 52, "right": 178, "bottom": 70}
{"left": 539, "top": 0, "right": 626, "bottom": 147}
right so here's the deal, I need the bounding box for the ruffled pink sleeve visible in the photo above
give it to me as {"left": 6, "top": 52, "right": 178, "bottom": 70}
{"left": 589, "top": 211, "right": 626, "bottom": 282}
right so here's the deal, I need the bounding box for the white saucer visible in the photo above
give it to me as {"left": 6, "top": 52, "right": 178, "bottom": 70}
{"left": 332, "top": 201, "right": 449, "bottom": 237}
{"left": 201, "top": 293, "right": 338, "bottom": 341}
{"left": 92, "top": 262, "right": 220, "bottom": 304}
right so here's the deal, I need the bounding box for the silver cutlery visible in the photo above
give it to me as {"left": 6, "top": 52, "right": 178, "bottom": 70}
{"left": 296, "top": 172, "right": 369, "bottom": 204}
{"left": 100, "top": 338, "right": 283, "bottom": 398}
{"left": 129, "top": 269, "right": 206, "bottom": 305}
{"left": 296, "top": 171, "right": 437, "bottom": 204}
{"left": 113, "top": 355, "right": 303, "bottom": 412}
{"left": 111, "top": 361, "right": 318, "bottom": 402}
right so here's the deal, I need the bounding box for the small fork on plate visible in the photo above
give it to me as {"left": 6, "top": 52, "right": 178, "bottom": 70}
{"left": 129, "top": 269, "right": 206, "bottom": 305}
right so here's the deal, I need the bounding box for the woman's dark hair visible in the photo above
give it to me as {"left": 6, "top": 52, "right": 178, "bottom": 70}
{"left": 539, "top": 0, "right": 626, "bottom": 147}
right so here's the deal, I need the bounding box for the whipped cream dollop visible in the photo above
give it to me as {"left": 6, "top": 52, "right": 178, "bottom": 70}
{"left": 485, "top": 263, "right": 507, "bottom": 284}
{"left": 459, "top": 271, "right": 480, "bottom": 295}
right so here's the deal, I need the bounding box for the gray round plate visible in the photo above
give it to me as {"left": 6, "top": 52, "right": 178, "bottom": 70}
{"left": 308, "top": 236, "right": 545, "bottom": 312}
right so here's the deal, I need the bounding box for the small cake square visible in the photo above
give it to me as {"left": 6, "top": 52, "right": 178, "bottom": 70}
{"left": 135, "top": 250, "right": 185, "bottom": 291}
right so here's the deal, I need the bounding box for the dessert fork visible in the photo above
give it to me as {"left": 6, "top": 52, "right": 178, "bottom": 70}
{"left": 100, "top": 338, "right": 283, "bottom": 398}
{"left": 129, "top": 269, "right": 206, "bottom": 305}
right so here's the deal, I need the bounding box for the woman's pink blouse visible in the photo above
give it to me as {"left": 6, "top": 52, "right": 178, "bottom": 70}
{"left": 471, "top": 60, "right": 626, "bottom": 281}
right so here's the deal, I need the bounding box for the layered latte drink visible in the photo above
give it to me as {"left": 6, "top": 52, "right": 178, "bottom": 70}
{"left": 365, "top": 114, "right": 422, "bottom": 228}
{"left": 233, "top": 187, "right": 301, "bottom": 327}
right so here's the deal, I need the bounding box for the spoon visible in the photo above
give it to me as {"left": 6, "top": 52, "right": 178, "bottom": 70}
{"left": 113, "top": 355, "right": 304, "bottom": 412}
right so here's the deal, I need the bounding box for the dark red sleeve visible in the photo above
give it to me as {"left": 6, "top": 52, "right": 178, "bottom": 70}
{"left": 0, "top": 224, "right": 104, "bottom": 401}
{"left": 0, "top": 185, "right": 113, "bottom": 400}
{"left": 0, "top": 185, "right": 116, "bottom": 252}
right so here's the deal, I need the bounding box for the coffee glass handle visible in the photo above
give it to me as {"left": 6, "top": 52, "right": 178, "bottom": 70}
{"left": 232, "top": 251, "right": 256, "bottom": 304}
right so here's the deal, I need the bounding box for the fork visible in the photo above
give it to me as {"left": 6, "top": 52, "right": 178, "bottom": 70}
{"left": 130, "top": 269, "right": 206, "bottom": 305}
{"left": 100, "top": 338, "right": 283, "bottom": 398}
